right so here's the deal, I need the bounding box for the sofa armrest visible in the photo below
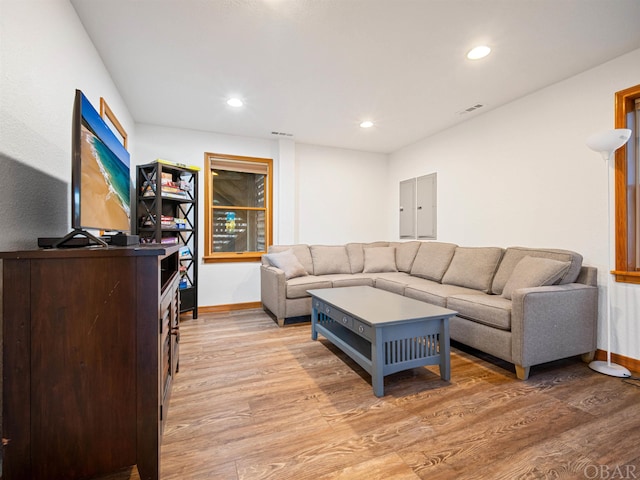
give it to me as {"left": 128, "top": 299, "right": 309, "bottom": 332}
{"left": 260, "top": 265, "right": 286, "bottom": 319}
{"left": 511, "top": 283, "right": 598, "bottom": 368}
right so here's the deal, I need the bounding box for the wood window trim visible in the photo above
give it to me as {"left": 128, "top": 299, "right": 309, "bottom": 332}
{"left": 203, "top": 152, "right": 273, "bottom": 263}
{"left": 613, "top": 84, "right": 640, "bottom": 283}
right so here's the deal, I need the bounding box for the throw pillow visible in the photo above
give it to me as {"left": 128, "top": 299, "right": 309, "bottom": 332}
{"left": 501, "top": 256, "right": 571, "bottom": 300}
{"left": 363, "top": 247, "right": 398, "bottom": 273}
{"left": 263, "top": 249, "right": 308, "bottom": 280}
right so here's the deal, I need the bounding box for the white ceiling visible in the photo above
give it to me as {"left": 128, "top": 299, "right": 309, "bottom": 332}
{"left": 71, "top": 0, "right": 640, "bottom": 154}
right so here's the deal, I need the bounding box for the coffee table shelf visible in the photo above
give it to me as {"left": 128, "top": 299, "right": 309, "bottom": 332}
{"left": 315, "top": 314, "right": 373, "bottom": 369}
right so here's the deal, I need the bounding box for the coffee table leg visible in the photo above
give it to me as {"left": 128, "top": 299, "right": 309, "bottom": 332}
{"left": 439, "top": 317, "right": 451, "bottom": 381}
{"left": 311, "top": 304, "right": 318, "bottom": 341}
{"left": 371, "top": 330, "right": 384, "bottom": 397}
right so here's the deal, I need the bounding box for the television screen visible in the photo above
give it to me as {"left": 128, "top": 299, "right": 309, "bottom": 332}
{"left": 72, "top": 89, "right": 131, "bottom": 232}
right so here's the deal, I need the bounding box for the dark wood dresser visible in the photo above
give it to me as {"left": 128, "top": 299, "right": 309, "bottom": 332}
{"left": 0, "top": 245, "right": 181, "bottom": 480}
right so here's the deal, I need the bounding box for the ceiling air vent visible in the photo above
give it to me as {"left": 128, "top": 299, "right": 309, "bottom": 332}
{"left": 457, "top": 103, "right": 485, "bottom": 116}
{"left": 271, "top": 131, "right": 294, "bottom": 137}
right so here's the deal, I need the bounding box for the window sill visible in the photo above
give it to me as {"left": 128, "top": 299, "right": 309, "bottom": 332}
{"left": 203, "top": 253, "right": 264, "bottom": 263}
{"left": 612, "top": 270, "right": 640, "bottom": 284}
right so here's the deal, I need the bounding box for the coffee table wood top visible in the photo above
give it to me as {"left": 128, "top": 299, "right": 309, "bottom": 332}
{"left": 307, "top": 286, "right": 456, "bottom": 326}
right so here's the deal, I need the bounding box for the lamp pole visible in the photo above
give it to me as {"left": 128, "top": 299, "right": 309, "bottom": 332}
{"left": 586, "top": 128, "right": 632, "bottom": 378}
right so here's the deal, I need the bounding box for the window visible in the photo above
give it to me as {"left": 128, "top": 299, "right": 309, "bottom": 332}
{"left": 614, "top": 84, "right": 640, "bottom": 283}
{"left": 204, "top": 153, "right": 273, "bottom": 263}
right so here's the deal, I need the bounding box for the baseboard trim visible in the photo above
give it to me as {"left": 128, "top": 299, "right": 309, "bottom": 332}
{"left": 198, "top": 302, "right": 262, "bottom": 314}
{"left": 594, "top": 349, "right": 640, "bottom": 374}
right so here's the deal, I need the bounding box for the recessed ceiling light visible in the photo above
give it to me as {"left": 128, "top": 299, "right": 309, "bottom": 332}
{"left": 466, "top": 45, "right": 491, "bottom": 60}
{"left": 227, "top": 97, "right": 243, "bottom": 107}
{"left": 360, "top": 120, "right": 374, "bottom": 128}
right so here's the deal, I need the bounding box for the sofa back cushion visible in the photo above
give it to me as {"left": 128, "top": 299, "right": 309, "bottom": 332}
{"left": 442, "top": 246, "right": 504, "bottom": 292}
{"left": 491, "top": 247, "right": 583, "bottom": 295}
{"left": 410, "top": 241, "right": 458, "bottom": 282}
{"left": 390, "top": 241, "right": 421, "bottom": 272}
{"left": 363, "top": 246, "right": 398, "bottom": 273}
{"left": 346, "top": 242, "right": 390, "bottom": 273}
{"left": 311, "top": 245, "right": 351, "bottom": 275}
{"left": 265, "top": 244, "right": 314, "bottom": 274}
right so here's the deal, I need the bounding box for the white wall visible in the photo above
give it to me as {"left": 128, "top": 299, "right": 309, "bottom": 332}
{"left": 389, "top": 48, "right": 640, "bottom": 361}
{"left": 295, "top": 144, "right": 390, "bottom": 244}
{"left": 0, "top": 0, "right": 135, "bottom": 250}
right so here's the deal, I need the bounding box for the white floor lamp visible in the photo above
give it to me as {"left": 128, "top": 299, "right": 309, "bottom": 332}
{"left": 586, "top": 128, "right": 632, "bottom": 378}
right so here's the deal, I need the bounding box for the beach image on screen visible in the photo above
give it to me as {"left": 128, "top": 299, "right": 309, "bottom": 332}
{"left": 80, "top": 122, "right": 131, "bottom": 231}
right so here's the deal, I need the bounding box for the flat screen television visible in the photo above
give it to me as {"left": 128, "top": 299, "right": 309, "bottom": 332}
{"left": 55, "top": 90, "right": 131, "bottom": 247}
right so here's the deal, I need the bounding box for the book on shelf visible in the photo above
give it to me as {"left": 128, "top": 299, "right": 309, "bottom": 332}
{"left": 141, "top": 215, "right": 188, "bottom": 229}
{"left": 161, "top": 237, "right": 179, "bottom": 245}
{"left": 164, "top": 192, "right": 188, "bottom": 200}
{"left": 141, "top": 181, "right": 189, "bottom": 199}
{"left": 142, "top": 190, "right": 188, "bottom": 200}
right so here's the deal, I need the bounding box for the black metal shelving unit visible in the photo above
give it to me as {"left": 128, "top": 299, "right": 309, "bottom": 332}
{"left": 136, "top": 160, "right": 199, "bottom": 318}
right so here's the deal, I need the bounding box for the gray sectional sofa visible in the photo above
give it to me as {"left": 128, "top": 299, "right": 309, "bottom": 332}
{"left": 260, "top": 241, "right": 598, "bottom": 380}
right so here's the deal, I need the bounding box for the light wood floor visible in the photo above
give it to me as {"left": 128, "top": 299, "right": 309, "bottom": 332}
{"left": 125, "top": 308, "right": 640, "bottom": 479}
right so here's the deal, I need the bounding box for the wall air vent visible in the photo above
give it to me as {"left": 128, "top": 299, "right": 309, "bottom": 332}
{"left": 270, "top": 131, "right": 294, "bottom": 137}
{"left": 457, "top": 103, "right": 485, "bottom": 115}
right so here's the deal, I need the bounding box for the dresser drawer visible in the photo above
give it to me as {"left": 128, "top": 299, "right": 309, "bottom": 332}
{"left": 337, "top": 312, "right": 353, "bottom": 328}
{"left": 353, "top": 319, "right": 372, "bottom": 339}
{"left": 313, "top": 298, "right": 323, "bottom": 313}
{"left": 314, "top": 299, "right": 334, "bottom": 317}
{"left": 313, "top": 300, "right": 355, "bottom": 328}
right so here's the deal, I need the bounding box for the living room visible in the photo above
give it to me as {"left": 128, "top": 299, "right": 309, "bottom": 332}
{"left": 3, "top": 0, "right": 640, "bottom": 368}
{"left": 2, "top": 0, "right": 640, "bottom": 478}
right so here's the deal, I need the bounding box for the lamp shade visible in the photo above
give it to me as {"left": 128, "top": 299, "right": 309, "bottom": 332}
{"left": 586, "top": 129, "right": 632, "bottom": 158}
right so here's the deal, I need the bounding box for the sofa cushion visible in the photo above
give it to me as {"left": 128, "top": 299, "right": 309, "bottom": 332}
{"left": 447, "top": 294, "right": 512, "bottom": 331}
{"left": 346, "top": 242, "right": 390, "bottom": 273}
{"left": 346, "top": 243, "right": 365, "bottom": 273}
{"left": 363, "top": 246, "right": 398, "bottom": 273}
{"left": 266, "top": 244, "right": 314, "bottom": 275}
{"left": 442, "top": 247, "right": 503, "bottom": 292}
{"left": 327, "top": 273, "right": 377, "bottom": 288}
{"left": 390, "top": 241, "right": 421, "bottom": 272}
{"left": 491, "top": 247, "right": 583, "bottom": 295}
{"left": 410, "top": 241, "right": 458, "bottom": 282}
{"left": 311, "top": 245, "right": 351, "bottom": 275}
{"left": 263, "top": 249, "right": 308, "bottom": 280}
{"left": 374, "top": 272, "right": 415, "bottom": 295}
{"left": 285, "top": 275, "right": 332, "bottom": 299}
{"left": 404, "top": 281, "right": 482, "bottom": 308}
{"left": 501, "top": 256, "right": 571, "bottom": 300}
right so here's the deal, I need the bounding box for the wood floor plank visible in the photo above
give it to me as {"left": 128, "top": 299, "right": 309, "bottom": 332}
{"left": 129, "top": 308, "right": 640, "bottom": 479}
{"left": 317, "top": 452, "right": 421, "bottom": 479}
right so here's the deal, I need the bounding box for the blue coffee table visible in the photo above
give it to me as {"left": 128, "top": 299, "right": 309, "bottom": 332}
{"left": 309, "top": 286, "right": 457, "bottom": 397}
